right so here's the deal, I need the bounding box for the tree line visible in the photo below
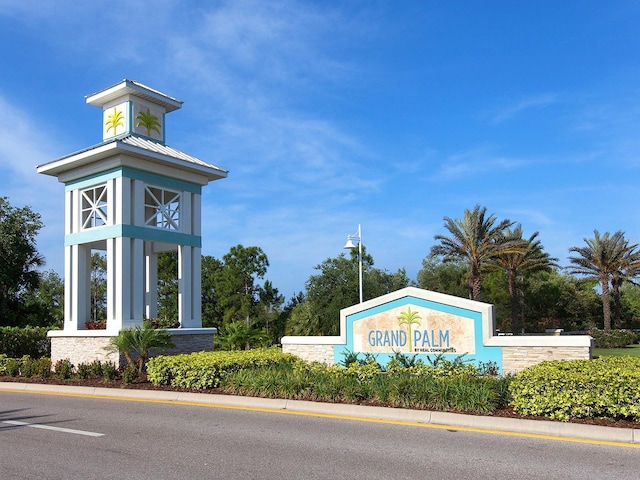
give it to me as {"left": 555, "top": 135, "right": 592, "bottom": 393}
{"left": 2, "top": 197, "right": 639, "bottom": 349}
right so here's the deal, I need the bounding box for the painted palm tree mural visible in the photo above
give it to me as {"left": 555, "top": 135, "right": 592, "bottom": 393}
{"left": 105, "top": 107, "right": 124, "bottom": 135}
{"left": 398, "top": 307, "right": 421, "bottom": 352}
{"left": 136, "top": 108, "right": 161, "bottom": 137}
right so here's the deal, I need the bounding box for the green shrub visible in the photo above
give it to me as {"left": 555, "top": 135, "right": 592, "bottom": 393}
{"left": 0, "top": 354, "right": 8, "bottom": 375}
{"left": 121, "top": 363, "right": 138, "bottom": 384}
{"left": 589, "top": 329, "right": 639, "bottom": 348}
{"left": 87, "top": 360, "right": 104, "bottom": 377}
{"left": 20, "top": 357, "right": 36, "bottom": 377}
{"left": 143, "top": 318, "right": 180, "bottom": 329}
{"left": 20, "top": 357, "right": 51, "bottom": 378}
{"left": 0, "top": 326, "right": 50, "bottom": 358}
{"left": 102, "top": 362, "right": 118, "bottom": 382}
{"left": 4, "top": 358, "right": 20, "bottom": 377}
{"left": 54, "top": 359, "right": 73, "bottom": 379}
{"left": 35, "top": 358, "right": 52, "bottom": 378}
{"left": 509, "top": 357, "right": 640, "bottom": 422}
{"left": 221, "top": 362, "right": 312, "bottom": 399}
{"left": 76, "top": 363, "right": 92, "bottom": 379}
{"left": 147, "top": 348, "right": 300, "bottom": 389}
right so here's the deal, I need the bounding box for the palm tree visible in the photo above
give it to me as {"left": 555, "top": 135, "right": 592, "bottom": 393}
{"left": 488, "top": 225, "right": 558, "bottom": 333}
{"left": 430, "top": 205, "right": 515, "bottom": 301}
{"left": 398, "top": 307, "right": 421, "bottom": 352}
{"left": 104, "top": 325, "right": 175, "bottom": 375}
{"left": 215, "top": 321, "right": 270, "bottom": 351}
{"left": 568, "top": 230, "right": 626, "bottom": 331}
{"left": 610, "top": 236, "right": 640, "bottom": 328}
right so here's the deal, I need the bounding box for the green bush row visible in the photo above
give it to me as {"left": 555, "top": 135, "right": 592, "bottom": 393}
{"left": 589, "top": 329, "right": 639, "bottom": 348}
{"left": 509, "top": 357, "right": 640, "bottom": 422}
{"left": 219, "top": 360, "right": 511, "bottom": 413}
{"left": 146, "top": 347, "right": 301, "bottom": 389}
{"left": 146, "top": 348, "right": 510, "bottom": 413}
{"left": 0, "top": 355, "right": 52, "bottom": 378}
{"left": 0, "top": 355, "right": 130, "bottom": 383}
{"left": 0, "top": 326, "right": 50, "bottom": 358}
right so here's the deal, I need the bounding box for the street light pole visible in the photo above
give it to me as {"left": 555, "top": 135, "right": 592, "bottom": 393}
{"left": 344, "top": 224, "right": 363, "bottom": 303}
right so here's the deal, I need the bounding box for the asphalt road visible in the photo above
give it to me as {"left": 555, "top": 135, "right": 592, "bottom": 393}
{"left": 1, "top": 391, "right": 639, "bottom": 480}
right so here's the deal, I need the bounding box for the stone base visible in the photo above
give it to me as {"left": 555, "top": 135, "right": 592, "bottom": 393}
{"left": 501, "top": 345, "right": 592, "bottom": 375}
{"left": 282, "top": 343, "right": 335, "bottom": 365}
{"left": 282, "top": 334, "right": 593, "bottom": 374}
{"left": 48, "top": 328, "right": 217, "bottom": 369}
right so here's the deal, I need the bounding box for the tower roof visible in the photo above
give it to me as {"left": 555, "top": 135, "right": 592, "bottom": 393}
{"left": 86, "top": 79, "right": 183, "bottom": 112}
{"left": 37, "top": 134, "right": 228, "bottom": 185}
{"left": 38, "top": 80, "right": 228, "bottom": 186}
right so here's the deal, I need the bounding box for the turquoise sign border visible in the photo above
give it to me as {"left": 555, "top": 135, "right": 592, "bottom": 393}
{"left": 333, "top": 295, "right": 503, "bottom": 370}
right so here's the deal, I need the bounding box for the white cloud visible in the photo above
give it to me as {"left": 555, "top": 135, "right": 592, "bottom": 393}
{"left": 0, "top": 94, "right": 66, "bottom": 272}
{"left": 430, "top": 147, "right": 527, "bottom": 180}
{"left": 490, "top": 93, "right": 558, "bottom": 124}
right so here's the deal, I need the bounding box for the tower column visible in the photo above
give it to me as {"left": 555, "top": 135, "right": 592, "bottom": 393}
{"left": 145, "top": 242, "right": 158, "bottom": 320}
{"left": 178, "top": 244, "right": 201, "bottom": 328}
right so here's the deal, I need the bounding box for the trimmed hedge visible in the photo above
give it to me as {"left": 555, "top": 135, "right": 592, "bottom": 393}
{"left": 589, "top": 329, "right": 639, "bottom": 348}
{"left": 0, "top": 326, "right": 50, "bottom": 358}
{"left": 146, "top": 349, "right": 510, "bottom": 413}
{"left": 509, "top": 357, "right": 640, "bottom": 422}
{"left": 146, "top": 348, "right": 301, "bottom": 389}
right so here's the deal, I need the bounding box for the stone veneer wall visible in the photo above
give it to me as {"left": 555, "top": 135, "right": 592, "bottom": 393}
{"left": 501, "top": 345, "right": 591, "bottom": 375}
{"left": 282, "top": 344, "right": 335, "bottom": 365}
{"left": 49, "top": 329, "right": 217, "bottom": 369}
{"left": 50, "top": 336, "right": 118, "bottom": 367}
{"left": 282, "top": 340, "right": 592, "bottom": 374}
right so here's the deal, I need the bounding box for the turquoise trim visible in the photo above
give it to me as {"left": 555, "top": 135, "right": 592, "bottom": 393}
{"left": 162, "top": 112, "right": 166, "bottom": 144}
{"left": 122, "top": 167, "right": 201, "bottom": 193}
{"left": 65, "top": 168, "right": 121, "bottom": 190}
{"left": 65, "top": 225, "right": 201, "bottom": 247}
{"left": 122, "top": 225, "right": 201, "bottom": 247}
{"left": 64, "top": 167, "right": 202, "bottom": 194}
{"left": 128, "top": 101, "right": 133, "bottom": 134}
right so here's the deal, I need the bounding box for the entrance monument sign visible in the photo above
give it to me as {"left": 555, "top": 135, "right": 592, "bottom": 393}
{"left": 282, "top": 287, "right": 592, "bottom": 374}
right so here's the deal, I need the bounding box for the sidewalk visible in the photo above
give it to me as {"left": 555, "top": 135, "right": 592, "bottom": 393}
{"left": 1, "top": 381, "right": 638, "bottom": 446}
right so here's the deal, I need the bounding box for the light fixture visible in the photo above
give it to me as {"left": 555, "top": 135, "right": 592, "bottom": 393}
{"left": 343, "top": 224, "right": 363, "bottom": 303}
{"left": 343, "top": 238, "right": 357, "bottom": 249}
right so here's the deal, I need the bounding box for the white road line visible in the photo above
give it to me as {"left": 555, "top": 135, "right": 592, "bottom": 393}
{"left": 2, "top": 420, "right": 104, "bottom": 437}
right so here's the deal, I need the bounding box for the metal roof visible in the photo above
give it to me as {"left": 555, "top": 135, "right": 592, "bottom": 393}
{"left": 37, "top": 134, "right": 228, "bottom": 181}
{"left": 120, "top": 135, "right": 224, "bottom": 171}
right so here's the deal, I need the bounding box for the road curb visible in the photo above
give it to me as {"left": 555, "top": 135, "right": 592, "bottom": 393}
{"left": 1, "top": 381, "right": 637, "bottom": 445}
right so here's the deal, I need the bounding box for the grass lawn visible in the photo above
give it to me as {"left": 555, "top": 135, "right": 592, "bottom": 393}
{"left": 593, "top": 344, "right": 640, "bottom": 358}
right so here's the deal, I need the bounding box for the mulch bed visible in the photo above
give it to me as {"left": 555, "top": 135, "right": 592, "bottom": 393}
{"left": 2, "top": 375, "right": 639, "bottom": 430}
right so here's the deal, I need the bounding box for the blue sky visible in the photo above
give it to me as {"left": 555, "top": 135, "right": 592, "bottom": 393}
{"left": 1, "top": 1, "right": 639, "bottom": 300}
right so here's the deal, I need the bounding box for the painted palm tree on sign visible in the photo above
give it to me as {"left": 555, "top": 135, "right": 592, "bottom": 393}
{"left": 431, "top": 205, "right": 515, "bottom": 301}
{"left": 105, "top": 107, "right": 124, "bottom": 135}
{"left": 488, "top": 225, "right": 558, "bottom": 333}
{"left": 568, "top": 230, "right": 628, "bottom": 331}
{"left": 398, "top": 307, "right": 421, "bottom": 352}
{"left": 136, "top": 108, "right": 161, "bottom": 137}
